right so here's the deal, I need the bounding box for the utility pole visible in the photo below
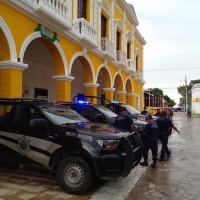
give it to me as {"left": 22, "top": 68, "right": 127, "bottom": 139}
{"left": 185, "top": 75, "right": 188, "bottom": 112}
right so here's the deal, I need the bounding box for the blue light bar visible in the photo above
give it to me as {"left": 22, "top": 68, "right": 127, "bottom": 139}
{"left": 111, "top": 101, "right": 119, "bottom": 103}
{"left": 78, "top": 100, "right": 88, "bottom": 104}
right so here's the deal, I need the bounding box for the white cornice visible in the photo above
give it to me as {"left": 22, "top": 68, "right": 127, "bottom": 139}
{"left": 83, "top": 83, "right": 99, "bottom": 88}
{"left": 103, "top": 88, "right": 116, "bottom": 92}
{"left": 117, "top": 91, "right": 127, "bottom": 94}
{"left": 126, "top": 93, "right": 138, "bottom": 97}
{"left": 0, "top": 60, "right": 28, "bottom": 71}
{"left": 135, "top": 28, "right": 146, "bottom": 45}
{"left": 52, "top": 75, "right": 74, "bottom": 82}
{"left": 115, "top": 0, "right": 139, "bottom": 27}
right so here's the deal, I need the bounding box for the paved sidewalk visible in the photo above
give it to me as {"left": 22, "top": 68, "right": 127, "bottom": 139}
{"left": 126, "top": 112, "right": 200, "bottom": 200}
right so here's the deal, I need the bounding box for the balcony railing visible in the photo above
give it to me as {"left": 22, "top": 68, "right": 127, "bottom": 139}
{"left": 73, "top": 18, "right": 97, "bottom": 45}
{"left": 127, "top": 59, "right": 136, "bottom": 73}
{"left": 116, "top": 50, "right": 127, "bottom": 63}
{"left": 32, "top": 0, "right": 70, "bottom": 25}
{"left": 8, "top": 0, "right": 72, "bottom": 30}
{"left": 136, "top": 70, "right": 143, "bottom": 80}
{"left": 100, "top": 37, "right": 115, "bottom": 55}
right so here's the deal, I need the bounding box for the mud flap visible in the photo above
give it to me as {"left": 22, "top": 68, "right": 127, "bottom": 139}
{"left": 121, "top": 137, "right": 134, "bottom": 177}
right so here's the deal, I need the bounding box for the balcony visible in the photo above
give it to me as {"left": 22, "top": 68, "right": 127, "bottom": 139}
{"left": 127, "top": 59, "right": 136, "bottom": 74}
{"left": 136, "top": 70, "right": 145, "bottom": 83}
{"left": 116, "top": 50, "right": 127, "bottom": 69}
{"left": 99, "top": 37, "right": 115, "bottom": 60}
{"left": 4, "top": 0, "right": 72, "bottom": 31}
{"left": 73, "top": 18, "right": 98, "bottom": 49}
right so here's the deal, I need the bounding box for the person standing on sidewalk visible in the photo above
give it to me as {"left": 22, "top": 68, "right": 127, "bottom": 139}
{"left": 140, "top": 114, "right": 159, "bottom": 169}
{"left": 156, "top": 111, "right": 180, "bottom": 161}
{"left": 115, "top": 107, "right": 135, "bottom": 133}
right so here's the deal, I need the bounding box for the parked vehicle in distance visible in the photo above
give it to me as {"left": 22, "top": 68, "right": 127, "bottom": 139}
{"left": 0, "top": 98, "right": 143, "bottom": 195}
{"left": 106, "top": 102, "right": 159, "bottom": 122}
{"left": 60, "top": 99, "right": 147, "bottom": 136}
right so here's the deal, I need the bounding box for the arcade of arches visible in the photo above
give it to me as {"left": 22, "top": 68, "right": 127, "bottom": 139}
{"left": 0, "top": 16, "right": 143, "bottom": 110}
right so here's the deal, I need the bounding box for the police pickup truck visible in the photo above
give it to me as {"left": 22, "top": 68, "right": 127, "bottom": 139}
{"left": 106, "top": 102, "right": 158, "bottom": 122}
{"left": 0, "top": 98, "right": 142, "bottom": 195}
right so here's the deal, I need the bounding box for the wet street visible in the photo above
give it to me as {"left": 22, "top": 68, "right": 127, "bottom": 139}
{"left": 126, "top": 112, "right": 200, "bottom": 200}
{"left": 0, "top": 112, "right": 199, "bottom": 199}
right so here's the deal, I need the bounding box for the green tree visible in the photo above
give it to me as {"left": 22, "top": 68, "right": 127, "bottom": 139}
{"left": 148, "top": 88, "right": 163, "bottom": 96}
{"left": 177, "top": 79, "right": 200, "bottom": 101}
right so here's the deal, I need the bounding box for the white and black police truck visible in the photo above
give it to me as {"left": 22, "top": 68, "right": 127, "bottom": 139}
{"left": 0, "top": 98, "right": 142, "bottom": 195}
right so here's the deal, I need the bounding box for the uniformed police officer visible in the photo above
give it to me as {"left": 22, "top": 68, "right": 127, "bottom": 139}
{"left": 141, "top": 107, "right": 148, "bottom": 115}
{"left": 140, "top": 114, "right": 159, "bottom": 169}
{"left": 154, "top": 109, "right": 161, "bottom": 117}
{"left": 156, "top": 111, "right": 180, "bottom": 161}
{"left": 115, "top": 107, "right": 135, "bottom": 133}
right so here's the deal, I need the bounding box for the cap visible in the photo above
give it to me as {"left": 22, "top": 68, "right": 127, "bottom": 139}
{"left": 146, "top": 114, "right": 153, "bottom": 119}
{"left": 162, "top": 111, "right": 167, "bottom": 116}
{"left": 120, "top": 107, "right": 128, "bottom": 112}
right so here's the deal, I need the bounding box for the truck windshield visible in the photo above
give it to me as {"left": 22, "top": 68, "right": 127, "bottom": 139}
{"left": 41, "top": 105, "right": 88, "bottom": 124}
{"left": 95, "top": 106, "right": 117, "bottom": 118}
{"left": 122, "top": 105, "right": 140, "bottom": 115}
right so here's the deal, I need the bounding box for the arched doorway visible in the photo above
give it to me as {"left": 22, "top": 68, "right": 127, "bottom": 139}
{"left": 70, "top": 54, "right": 94, "bottom": 101}
{"left": 23, "top": 38, "right": 56, "bottom": 102}
{"left": 96, "top": 65, "right": 112, "bottom": 103}
{"left": 125, "top": 78, "right": 133, "bottom": 104}
{"left": 113, "top": 73, "right": 124, "bottom": 102}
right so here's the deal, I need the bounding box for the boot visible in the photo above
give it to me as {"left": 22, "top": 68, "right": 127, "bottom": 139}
{"left": 151, "top": 161, "right": 157, "bottom": 169}
{"left": 140, "top": 160, "right": 148, "bottom": 167}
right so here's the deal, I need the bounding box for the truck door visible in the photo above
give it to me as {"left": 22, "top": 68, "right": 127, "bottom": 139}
{"left": 9, "top": 105, "right": 47, "bottom": 165}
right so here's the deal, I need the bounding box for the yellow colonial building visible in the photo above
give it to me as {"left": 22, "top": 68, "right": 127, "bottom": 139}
{"left": 0, "top": 0, "right": 146, "bottom": 111}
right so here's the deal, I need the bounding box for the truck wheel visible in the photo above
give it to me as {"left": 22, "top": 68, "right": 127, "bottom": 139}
{"left": 56, "top": 156, "right": 93, "bottom": 195}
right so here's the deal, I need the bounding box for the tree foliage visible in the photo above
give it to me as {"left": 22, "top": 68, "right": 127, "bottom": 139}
{"left": 148, "top": 88, "right": 163, "bottom": 96}
{"left": 177, "top": 79, "right": 200, "bottom": 100}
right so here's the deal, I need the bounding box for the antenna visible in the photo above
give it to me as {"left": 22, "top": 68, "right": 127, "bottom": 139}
{"left": 46, "top": 83, "right": 53, "bottom": 104}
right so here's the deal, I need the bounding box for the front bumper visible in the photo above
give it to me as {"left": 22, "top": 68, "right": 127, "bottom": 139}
{"left": 92, "top": 132, "right": 143, "bottom": 180}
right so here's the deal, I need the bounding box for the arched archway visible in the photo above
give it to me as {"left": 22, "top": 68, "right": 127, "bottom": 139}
{"left": 70, "top": 53, "right": 95, "bottom": 99}
{"left": 0, "top": 17, "right": 17, "bottom": 61}
{"left": 96, "top": 64, "right": 112, "bottom": 101}
{"left": 21, "top": 32, "right": 68, "bottom": 102}
{"left": 125, "top": 78, "right": 133, "bottom": 104}
{"left": 113, "top": 72, "right": 124, "bottom": 101}
{"left": 20, "top": 32, "right": 68, "bottom": 75}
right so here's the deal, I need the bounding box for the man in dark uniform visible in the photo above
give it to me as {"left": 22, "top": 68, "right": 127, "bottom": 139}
{"left": 141, "top": 107, "right": 148, "bottom": 115}
{"left": 115, "top": 107, "right": 135, "bottom": 133}
{"left": 156, "top": 111, "right": 180, "bottom": 161}
{"left": 140, "top": 114, "right": 159, "bottom": 169}
{"left": 154, "top": 109, "right": 161, "bottom": 117}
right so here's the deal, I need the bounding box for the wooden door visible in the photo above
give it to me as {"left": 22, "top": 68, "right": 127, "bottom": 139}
{"left": 78, "top": 0, "right": 87, "bottom": 19}
{"left": 101, "top": 15, "right": 106, "bottom": 37}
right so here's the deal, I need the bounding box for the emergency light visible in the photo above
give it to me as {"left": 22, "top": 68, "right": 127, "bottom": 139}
{"left": 111, "top": 101, "right": 119, "bottom": 103}
{"left": 78, "top": 100, "right": 88, "bottom": 104}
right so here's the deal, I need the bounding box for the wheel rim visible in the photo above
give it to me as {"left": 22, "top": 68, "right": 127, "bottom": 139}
{"left": 63, "top": 164, "right": 84, "bottom": 187}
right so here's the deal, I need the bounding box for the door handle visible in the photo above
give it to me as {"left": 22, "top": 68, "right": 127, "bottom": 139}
{"left": 9, "top": 130, "right": 18, "bottom": 133}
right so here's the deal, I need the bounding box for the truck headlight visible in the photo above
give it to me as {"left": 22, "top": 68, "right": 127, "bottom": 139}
{"left": 96, "top": 140, "right": 119, "bottom": 149}
{"left": 135, "top": 126, "right": 144, "bottom": 131}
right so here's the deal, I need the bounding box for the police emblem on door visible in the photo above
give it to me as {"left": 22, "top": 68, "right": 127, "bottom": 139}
{"left": 16, "top": 136, "right": 31, "bottom": 156}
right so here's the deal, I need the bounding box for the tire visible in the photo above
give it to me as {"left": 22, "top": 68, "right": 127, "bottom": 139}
{"left": 56, "top": 156, "right": 93, "bottom": 195}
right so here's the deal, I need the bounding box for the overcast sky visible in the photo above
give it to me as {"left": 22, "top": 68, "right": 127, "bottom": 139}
{"left": 126, "top": 0, "right": 200, "bottom": 104}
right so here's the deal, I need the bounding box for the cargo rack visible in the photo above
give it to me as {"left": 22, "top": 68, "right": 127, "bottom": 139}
{"left": 0, "top": 97, "right": 48, "bottom": 102}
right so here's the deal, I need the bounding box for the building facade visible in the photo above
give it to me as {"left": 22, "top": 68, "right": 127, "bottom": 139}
{"left": 192, "top": 84, "right": 200, "bottom": 117}
{"left": 0, "top": 0, "right": 146, "bottom": 110}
